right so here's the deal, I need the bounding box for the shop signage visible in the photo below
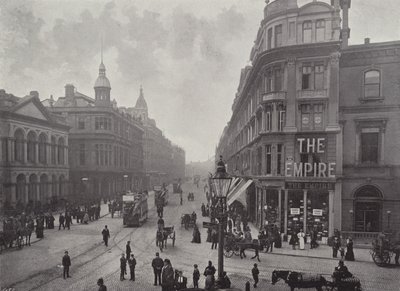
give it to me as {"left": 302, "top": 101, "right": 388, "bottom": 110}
{"left": 290, "top": 208, "right": 300, "bottom": 215}
{"left": 285, "top": 138, "right": 336, "bottom": 178}
{"left": 313, "top": 209, "right": 323, "bottom": 216}
{"left": 285, "top": 182, "right": 335, "bottom": 190}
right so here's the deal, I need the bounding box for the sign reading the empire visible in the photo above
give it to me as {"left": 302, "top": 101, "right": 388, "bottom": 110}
{"left": 285, "top": 138, "right": 336, "bottom": 178}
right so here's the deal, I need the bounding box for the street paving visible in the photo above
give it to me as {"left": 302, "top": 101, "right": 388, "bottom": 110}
{"left": 1, "top": 183, "right": 399, "bottom": 291}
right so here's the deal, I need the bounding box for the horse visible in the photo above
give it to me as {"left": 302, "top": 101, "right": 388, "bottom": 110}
{"left": 271, "top": 270, "right": 327, "bottom": 291}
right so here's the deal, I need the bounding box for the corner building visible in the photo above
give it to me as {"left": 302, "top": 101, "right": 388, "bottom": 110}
{"left": 217, "top": 0, "right": 343, "bottom": 240}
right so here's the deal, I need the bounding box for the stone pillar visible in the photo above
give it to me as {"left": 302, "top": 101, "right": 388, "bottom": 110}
{"left": 284, "top": 58, "right": 297, "bottom": 132}
{"left": 7, "top": 138, "right": 13, "bottom": 162}
{"left": 278, "top": 188, "right": 282, "bottom": 228}
{"left": 284, "top": 189, "right": 288, "bottom": 234}
{"left": 303, "top": 190, "right": 307, "bottom": 233}
{"left": 326, "top": 52, "right": 341, "bottom": 132}
{"left": 55, "top": 145, "right": 58, "bottom": 165}
{"left": 35, "top": 142, "right": 39, "bottom": 163}
{"left": 329, "top": 189, "right": 335, "bottom": 236}
{"left": 23, "top": 141, "right": 28, "bottom": 163}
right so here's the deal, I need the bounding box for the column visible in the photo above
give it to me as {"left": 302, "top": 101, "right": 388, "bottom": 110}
{"left": 284, "top": 57, "right": 297, "bottom": 132}
{"left": 272, "top": 103, "right": 278, "bottom": 132}
{"left": 326, "top": 51, "right": 341, "bottom": 131}
{"left": 278, "top": 188, "right": 282, "bottom": 228}
{"left": 23, "top": 141, "right": 28, "bottom": 163}
{"left": 303, "top": 190, "right": 307, "bottom": 233}
{"left": 7, "top": 138, "right": 13, "bottom": 162}
{"left": 35, "top": 142, "right": 39, "bottom": 163}
{"left": 329, "top": 190, "right": 335, "bottom": 237}
{"left": 380, "top": 129, "right": 385, "bottom": 164}
{"left": 284, "top": 189, "right": 288, "bottom": 235}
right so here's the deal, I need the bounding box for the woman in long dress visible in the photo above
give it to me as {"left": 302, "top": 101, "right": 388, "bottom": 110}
{"left": 345, "top": 237, "right": 355, "bottom": 261}
{"left": 297, "top": 230, "right": 305, "bottom": 250}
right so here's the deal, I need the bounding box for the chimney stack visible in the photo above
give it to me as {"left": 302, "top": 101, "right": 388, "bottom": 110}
{"left": 30, "top": 91, "right": 39, "bottom": 98}
{"left": 340, "top": 0, "right": 351, "bottom": 48}
{"left": 364, "top": 38, "right": 370, "bottom": 44}
{"left": 65, "top": 84, "right": 75, "bottom": 99}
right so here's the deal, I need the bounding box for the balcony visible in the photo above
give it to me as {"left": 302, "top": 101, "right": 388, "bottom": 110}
{"left": 262, "top": 91, "right": 286, "bottom": 102}
{"left": 297, "top": 89, "right": 328, "bottom": 99}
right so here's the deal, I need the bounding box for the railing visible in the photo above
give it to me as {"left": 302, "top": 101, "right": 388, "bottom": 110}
{"left": 341, "top": 231, "right": 379, "bottom": 242}
{"left": 262, "top": 91, "right": 286, "bottom": 102}
{"left": 297, "top": 89, "right": 328, "bottom": 98}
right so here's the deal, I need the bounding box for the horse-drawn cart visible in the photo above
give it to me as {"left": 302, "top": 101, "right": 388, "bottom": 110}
{"left": 181, "top": 214, "right": 196, "bottom": 230}
{"left": 156, "top": 226, "right": 176, "bottom": 251}
{"left": 223, "top": 235, "right": 262, "bottom": 258}
{"left": 370, "top": 233, "right": 400, "bottom": 267}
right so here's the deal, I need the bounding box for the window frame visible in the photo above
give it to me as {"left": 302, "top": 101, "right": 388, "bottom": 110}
{"left": 302, "top": 21, "right": 312, "bottom": 43}
{"left": 363, "top": 69, "right": 381, "bottom": 99}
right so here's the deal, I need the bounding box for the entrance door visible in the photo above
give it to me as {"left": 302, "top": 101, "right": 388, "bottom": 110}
{"left": 355, "top": 202, "right": 380, "bottom": 232}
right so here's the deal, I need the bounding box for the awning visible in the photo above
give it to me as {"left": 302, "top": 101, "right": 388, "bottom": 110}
{"left": 226, "top": 178, "right": 244, "bottom": 201}
{"left": 227, "top": 179, "right": 253, "bottom": 206}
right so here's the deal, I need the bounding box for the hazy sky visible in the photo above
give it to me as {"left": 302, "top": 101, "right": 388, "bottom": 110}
{"left": 1, "top": 0, "right": 399, "bottom": 162}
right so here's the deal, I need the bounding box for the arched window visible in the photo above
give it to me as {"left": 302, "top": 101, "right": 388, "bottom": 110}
{"left": 14, "top": 129, "right": 25, "bottom": 162}
{"left": 364, "top": 70, "right": 381, "bottom": 98}
{"left": 38, "top": 133, "right": 47, "bottom": 164}
{"left": 51, "top": 136, "right": 56, "bottom": 164}
{"left": 16, "top": 174, "right": 26, "bottom": 202}
{"left": 28, "top": 174, "right": 38, "bottom": 202}
{"left": 354, "top": 185, "right": 382, "bottom": 232}
{"left": 58, "top": 137, "right": 65, "bottom": 165}
{"left": 39, "top": 174, "right": 48, "bottom": 202}
{"left": 27, "top": 131, "right": 37, "bottom": 163}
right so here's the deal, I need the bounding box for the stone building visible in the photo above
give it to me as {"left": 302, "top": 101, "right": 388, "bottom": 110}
{"left": 44, "top": 59, "right": 144, "bottom": 201}
{"left": 127, "top": 87, "right": 185, "bottom": 189}
{"left": 216, "top": 0, "right": 400, "bottom": 239}
{"left": 0, "top": 90, "right": 70, "bottom": 210}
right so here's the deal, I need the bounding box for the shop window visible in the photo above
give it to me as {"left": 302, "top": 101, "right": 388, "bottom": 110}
{"left": 314, "top": 64, "right": 324, "bottom": 90}
{"left": 275, "top": 24, "right": 282, "bottom": 47}
{"left": 267, "top": 28, "right": 273, "bottom": 49}
{"left": 287, "top": 191, "right": 304, "bottom": 234}
{"left": 302, "top": 66, "right": 312, "bottom": 89}
{"left": 277, "top": 144, "right": 283, "bottom": 175}
{"left": 364, "top": 70, "right": 381, "bottom": 98}
{"left": 360, "top": 131, "right": 379, "bottom": 164}
{"left": 265, "top": 145, "right": 272, "bottom": 175}
{"left": 303, "top": 21, "right": 312, "bottom": 43}
{"left": 306, "top": 190, "right": 329, "bottom": 239}
{"left": 316, "top": 19, "right": 325, "bottom": 42}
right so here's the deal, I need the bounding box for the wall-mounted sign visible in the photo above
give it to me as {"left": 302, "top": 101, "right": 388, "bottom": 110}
{"left": 290, "top": 208, "right": 300, "bottom": 215}
{"left": 285, "top": 182, "right": 335, "bottom": 190}
{"left": 313, "top": 209, "right": 323, "bottom": 216}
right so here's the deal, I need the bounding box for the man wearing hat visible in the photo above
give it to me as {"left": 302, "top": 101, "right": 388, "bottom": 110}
{"left": 97, "top": 277, "right": 107, "bottom": 291}
{"left": 161, "top": 258, "right": 174, "bottom": 291}
{"left": 152, "top": 252, "right": 164, "bottom": 286}
{"left": 128, "top": 254, "right": 136, "bottom": 281}
{"left": 120, "top": 253, "right": 127, "bottom": 281}
{"left": 126, "top": 241, "right": 131, "bottom": 259}
{"left": 62, "top": 250, "right": 71, "bottom": 279}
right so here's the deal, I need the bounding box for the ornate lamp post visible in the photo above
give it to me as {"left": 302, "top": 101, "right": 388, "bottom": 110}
{"left": 386, "top": 210, "right": 391, "bottom": 230}
{"left": 81, "top": 177, "right": 89, "bottom": 204}
{"left": 349, "top": 209, "right": 354, "bottom": 231}
{"left": 210, "top": 155, "right": 232, "bottom": 283}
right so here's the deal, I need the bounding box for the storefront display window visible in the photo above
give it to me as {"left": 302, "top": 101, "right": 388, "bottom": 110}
{"left": 306, "top": 190, "right": 329, "bottom": 240}
{"left": 287, "top": 190, "right": 304, "bottom": 235}
{"left": 264, "top": 189, "right": 279, "bottom": 228}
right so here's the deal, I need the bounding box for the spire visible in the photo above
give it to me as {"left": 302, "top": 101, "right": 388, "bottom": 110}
{"left": 135, "top": 85, "right": 148, "bottom": 110}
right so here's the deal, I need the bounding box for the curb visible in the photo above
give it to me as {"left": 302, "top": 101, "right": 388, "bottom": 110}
{"left": 263, "top": 250, "right": 372, "bottom": 263}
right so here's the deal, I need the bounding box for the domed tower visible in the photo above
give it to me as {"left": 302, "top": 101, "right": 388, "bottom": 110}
{"left": 135, "top": 85, "right": 148, "bottom": 122}
{"left": 94, "top": 53, "right": 111, "bottom": 106}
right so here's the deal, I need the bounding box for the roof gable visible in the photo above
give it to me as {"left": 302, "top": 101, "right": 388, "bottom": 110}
{"left": 12, "top": 96, "right": 53, "bottom": 122}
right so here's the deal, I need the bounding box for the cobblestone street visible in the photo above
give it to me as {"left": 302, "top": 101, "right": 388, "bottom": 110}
{"left": 0, "top": 183, "right": 398, "bottom": 291}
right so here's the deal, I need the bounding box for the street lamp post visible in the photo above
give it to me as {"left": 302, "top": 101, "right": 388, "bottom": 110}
{"left": 81, "top": 177, "right": 89, "bottom": 204}
{"left": 387, "top": 210, "right": 391, "bottom": 230}
{"left": 123, "top": 175, "right": 128, "bottom": 192}
{"left": 349, "top": 209, "right": 354, "bottom": 231}
{"left": 210, "top": 155, "right": 232, "bottom": 284}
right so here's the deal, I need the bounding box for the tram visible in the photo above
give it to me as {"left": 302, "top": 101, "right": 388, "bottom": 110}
{"left": 122, "top": 192, "right": 148, "bottom": 227}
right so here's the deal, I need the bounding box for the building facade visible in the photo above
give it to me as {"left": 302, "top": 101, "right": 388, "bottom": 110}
{"left": 216, "top": 0, "right": 400, "bottom": 239}
{"left": 45, "top": 60, "right": 144, "bottom": 201}
{"left": 127, "top": 87, "right": 185, "bottom": 189}
{"left": 0, "top": 90, "right": 70, "bottom": 211}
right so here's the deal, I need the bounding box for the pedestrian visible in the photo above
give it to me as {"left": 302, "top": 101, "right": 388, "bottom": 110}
{"left": 161, "top": 258, "right": 174, "bottom": 291}
{"left": 120, "top": 253, "right": 127, "bottom": 281}
{"left": 345, "top": 237, "right": 355, "bottom": 261}
{"left": 48, "top": 213, "right": 55, "bottom": 229}
{"left": 126, "top": 241, "right": 131, "bottom": 259}
{"left": 193, "top": 264, "right": 200, "bottom": 288}
{"left": 102, "top": 225, "right": 110, "bottom": 247}
{"left": 65, "top": 213, "right": 72, "bottom": 230}
{"left": 211, "top": 227, "right": 218, "bottom": 249}
{"left": 332, "top": 237, "right": 340, "bottom": 258}
{"left": 251, "top": 241, "right": 261, "bottom": 262}
{"left": 152, "top": 252, "right": 164, "bottom": 286}
{"left": 97, "top": 277, "right": 107, "bottom": 291}
{"left": 62, "top": 250, "right": 71, "bottom": 279}
{"left": 289, "top": 231, "right": 298, "bottom": 250}
{"left": 128, "top": 254, "right": 136, "bottom": 281}
{"left": 252, "top": 263, "right": 259, "bottom": 288}
{"left": 180, "top": 191, "right": 183, "bottom": 205}
{"left": 59, "top": 213, "right": 65, "bottom": 230}
{"left": 203, "top": 261, "right": 216, "bottom": 290}
{"left": 298, "top": 229, "right": 305, "bottom": 250}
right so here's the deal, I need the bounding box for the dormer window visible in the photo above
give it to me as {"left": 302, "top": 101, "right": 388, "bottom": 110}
{"left": 364, "top": 70, "right": 381, "bottom": 98}
{"left": 303, "top": 21, "right": 312, "bottom": 43}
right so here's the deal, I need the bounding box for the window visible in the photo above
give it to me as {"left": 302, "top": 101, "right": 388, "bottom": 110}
{"left": 361, "top": 131, "right": 379, "bottom": 163}
{"left": 51, "top": 136, "right": 56, "bottom": 164}
{"left": 78, "top": 117, "right": 85, "bottom": 129}
{"left": 265, "top": 70, "right": 273, "bottom": 92}
{"left": 275, "top": 24, "right": 282, "bottom": 47}
{"left": 302, "top": 66, "right": 312, "bottom": 89}
{"left": 95, "top": 117, "right": 111, "bottom": 130}
{"left": 38, "top": 134, "right": 47, "bottom": 164}
{"left": 277, "top": 144, "right": 283, "bottom": 175}
{"left": 300, "top": 104, "right": 324, "bottom": 130}
{"left": 267, "top": 28, "right": 273, "bottom": 49}
{"left": 257, "top": 147, "right": 262, "bottom": 175}
{"left": 79, "top": 144, "right": 85, "bottom": 165}
{"left": 14, "top": 129, "right": 24, "bottom": 162}
{"left": 289, "top": 22, "right": 295, "bottom": 39}
{"left": 274, "top": 68, "right": 282, "bottom": 91}
{"left": 265, "top": 107, "right": 272, "bottom": 132}
{"left": 313, "top": 104, "right": 324, "bottom": 130}
{"left": 314, "top": 64, "right": 324, "bottom": 90}
{"left": 266, "top": 145, "right": 272, "bottom": 175}
{"left": 58, "top": 138, "right": 65, "bottom": 165}
{"left": 316, "top": 20, "right": 325, "bottom": 41}
{"left": 364, "top": 70, "right": 381, "bottom": 98}
{"left": 303, "top": 21, "right": 312, "bottom": 43}
{"left": 27, "top": 131, "right": 36, "bottom": 163}
{"left": 278, "top": 108, "right": 286, "bottom": 132}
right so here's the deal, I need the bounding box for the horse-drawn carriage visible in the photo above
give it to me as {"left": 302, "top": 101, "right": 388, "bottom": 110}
{"left": 0, "top": 218, "right": 34, "bottom": 252}
{"left": 187, "top": 192, "right": 194, "bottom": 201}
{"left": 156, "top": 226, "right": 176, "bottom": 251}
{"left": 271, "top": 270, "right": 362, "bottom": 291}
{"left": 181, "top": 213, "right": 196, "bottom": 230}
{"left": 370, "top": 233, "right": 400, "bottom": 267}
{"left": 223, "top": 234, "right": 262, "bottom": 258}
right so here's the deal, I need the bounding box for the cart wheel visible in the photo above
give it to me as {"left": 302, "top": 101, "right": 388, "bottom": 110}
{"left": 372, "top": 250, "right": 390, "bottom": 266}
{"left": 172, "top": 232, "right": 176, "bottom": 247}
{"left": 224, "top": 248, "right": 234, "bottom": 258}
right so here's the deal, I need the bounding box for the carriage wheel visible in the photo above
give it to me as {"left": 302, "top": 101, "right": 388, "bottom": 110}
{"left": 224, "top": 247, "right": 234, "bottom": 258}
{"left": 372, "top": 250, "right": 391, "bottom": 266}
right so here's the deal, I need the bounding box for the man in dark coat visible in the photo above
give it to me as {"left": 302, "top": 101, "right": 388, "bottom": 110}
{"left": 252, "top": 263, "right": 259, "bottom": 288}
{"left": 120, "top": 253, "right": 127, "bottom": 280}
{"left": 65, "top": 213, "right": 72, "bottom": 230}
{"left": 152, "top": 252, "right": 164, "bottom": 286}
{"left": 102, "top": 225, "right": 110, "bottom": 247}
{"left": 59, "top": 213, "right": 65, "bottom": 230}
{"left": 161, "top": 259, "right": 174, "bottom": 291}
{"left": 97, "top": 277, "right": 107, "bottom": 291}
{"left": 62, "top": 251, "right": 71, "bottom": 279}
{"left": 128, "top": 254, "right": 136, "bottom": 281}
{"left": 126, "top": 241, "right": 131, "bottom": 259}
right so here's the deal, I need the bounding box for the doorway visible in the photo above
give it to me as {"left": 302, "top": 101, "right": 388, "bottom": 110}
{"left": 354, "top": 201, "right": 381, "bottom": 232}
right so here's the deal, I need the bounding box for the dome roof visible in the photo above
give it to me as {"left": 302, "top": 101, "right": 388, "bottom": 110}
{"left": 94, "top": 62, "right": 111, "bottom": 88}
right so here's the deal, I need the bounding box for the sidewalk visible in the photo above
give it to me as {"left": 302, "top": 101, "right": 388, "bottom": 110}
{"left": 247, "top": 222, "right": 372, "bottom": 263}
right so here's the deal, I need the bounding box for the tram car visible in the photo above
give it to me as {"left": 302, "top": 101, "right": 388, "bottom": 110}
{"left": 122, "top": 192, "right": 148, "bottom": 227}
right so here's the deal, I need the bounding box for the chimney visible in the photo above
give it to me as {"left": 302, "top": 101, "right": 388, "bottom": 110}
{"left": 30, "top": 91, "right": 39, "bottom": 98}
{"left": 65, "top": 84, "right": 75, "bottom": 99}
{"left": 364, "top": 38, "right": 370, "bottom": 44}
{"left": 49, "top": 94, "right": 54, "bottom": 107}
{"left": 340, "top": 0, "right": 351, "bottom": 48}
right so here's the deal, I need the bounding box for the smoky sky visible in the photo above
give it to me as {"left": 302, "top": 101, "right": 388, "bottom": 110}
{"left": 1, "top": 0, "right": 399, "bottom": 162}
